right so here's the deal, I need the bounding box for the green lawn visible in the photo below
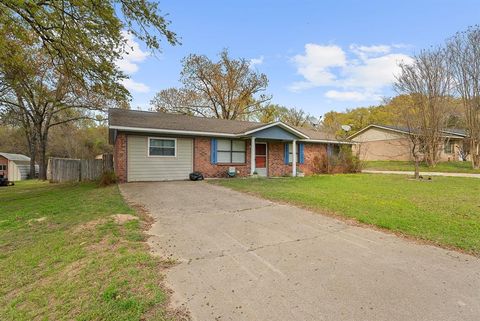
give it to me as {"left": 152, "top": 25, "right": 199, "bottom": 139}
{"left": 363, "top": 160, "right": 480, "bottom": 173}
{"left": 212, "top": 175, "right": 480, "bottom": 255}
{"left": 0, "top": 181, "right": 175, "bottom": 321}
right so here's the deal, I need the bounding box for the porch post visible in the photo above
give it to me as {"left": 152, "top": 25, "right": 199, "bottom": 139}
{"left": 250, "top": 136, "right": 256, "bottom": 175}
{"left": 292, "top": 139, "right": 297, "bottom": 177}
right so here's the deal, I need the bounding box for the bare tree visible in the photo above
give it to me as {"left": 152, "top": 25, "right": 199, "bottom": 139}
{"left": 446, "top": 26, "right": 480, "bottom": 168}
{"left": 394, "top": 48, "right": 452, "bottom": 168}
{"left": 151, "top": 49, "right": 271, "bottom": 120}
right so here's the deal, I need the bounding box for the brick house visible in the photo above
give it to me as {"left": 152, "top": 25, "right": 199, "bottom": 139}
{"left": 109, "top": 109, "right": 353, "bottom": 182}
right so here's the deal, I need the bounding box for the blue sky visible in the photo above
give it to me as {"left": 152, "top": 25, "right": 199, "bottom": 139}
{"left": 118, "top": 0, "right": 480, "bottom": 118}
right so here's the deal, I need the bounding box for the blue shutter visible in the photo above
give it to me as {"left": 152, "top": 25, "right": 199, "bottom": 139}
{"left": 284, "top": 143, "right": 289, "bottom": 164}
{"left": 299, "top": 143, "right": 304, "bottom": 164}
{"left": 211, "top": 138, "right": 217, "bottom": 164}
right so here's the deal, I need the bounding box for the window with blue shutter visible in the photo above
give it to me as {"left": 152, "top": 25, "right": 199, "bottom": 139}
{"left": 210, "top": 138, "right": 217, "bottom": 164}
{"left": 284, "top": 144, "right": 289, "bottom": 164}
{"left": 298, "top": 143, "right": 304, "bottom": 164}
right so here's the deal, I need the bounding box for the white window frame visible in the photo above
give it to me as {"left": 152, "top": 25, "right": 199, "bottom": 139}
{"left": 288, "top": 143, "right": 299, "bottom": 164}
{"left": 148, "top": 137, "right": 177, "bottom": 158}
{"left": 217, "top": 139, "right": 247, "bottom": 164}
{"left": 444, "top": 141, "right": 454, "bottom": 154}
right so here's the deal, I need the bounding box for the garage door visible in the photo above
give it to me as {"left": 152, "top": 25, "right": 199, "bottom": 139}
{"left": 127, "top": 135, "right": 193, "bottom": 181}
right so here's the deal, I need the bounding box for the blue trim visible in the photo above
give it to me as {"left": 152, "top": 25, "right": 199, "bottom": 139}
{"left": 211, "top": 138, "right": 217, "bottom": 164}
{"left": 284, "top": 143, "right": 289, "bottom": 165}
{"left": 299, "top": 143, "right": 304, "bottom": 164}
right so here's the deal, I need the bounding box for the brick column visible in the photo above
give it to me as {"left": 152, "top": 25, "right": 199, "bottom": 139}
{"left": 114, "top": 133, "right": 127, "bottom": 183}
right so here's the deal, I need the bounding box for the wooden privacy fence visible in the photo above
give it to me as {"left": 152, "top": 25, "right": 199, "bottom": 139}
{"left": 47, "top": 154, "right": 114, "bottom": 183}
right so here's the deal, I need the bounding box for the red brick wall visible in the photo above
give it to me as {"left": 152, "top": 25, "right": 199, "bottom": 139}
{"left": 267, "top": 142, "right": 327, "bottom": 176}
{"left": 0, "top": 155, "right": 8, "bottom": 178}
{"left": 193, "top": 137, "right": 251, "bottom": 178}
{"left": 112, "top": 133, "right": 330, "bottom": 181}
{"left": 114, "top": 132, "right": 127, "bottom": 183}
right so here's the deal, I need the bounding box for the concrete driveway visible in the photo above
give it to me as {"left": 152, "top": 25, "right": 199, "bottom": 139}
{"left": 120, "top": 181, "right": 480, "bottom": 321}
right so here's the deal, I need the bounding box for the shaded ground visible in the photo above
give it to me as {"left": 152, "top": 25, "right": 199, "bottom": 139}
{"left": 121, "top": 181, "right": 480, "bottom": 321}
{"left": 0, "top": 181, "right": 183, "bottom": 321}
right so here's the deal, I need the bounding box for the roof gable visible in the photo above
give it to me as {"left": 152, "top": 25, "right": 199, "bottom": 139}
{"left": 247, "top": 126, "right": 303, "bottom": 140}
{"left": 349, "top": 124, "right": 468, "bottom": 140}
{"left": 0, "top": 152, "right": 30, "bottom": 162}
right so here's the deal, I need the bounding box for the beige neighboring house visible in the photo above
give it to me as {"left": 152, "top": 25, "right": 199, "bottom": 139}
{"left": 349, "top": 125, "right": 467, "bottom": 162}
{"left": 0, "top": 152, "right": 36, "bottom": 181}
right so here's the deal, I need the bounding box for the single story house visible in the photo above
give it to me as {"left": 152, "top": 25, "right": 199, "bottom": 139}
{"left": 108, "top": 109, "right": 354, "bottom": 182}
{"left": 0, "top": 152, "right": 35, "bottom": 181}
{"left": 349, "top": 124, "right": 467, "bottom": 162}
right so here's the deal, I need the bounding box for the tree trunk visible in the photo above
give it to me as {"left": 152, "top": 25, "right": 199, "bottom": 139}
{"left": 472, "top": 140, "right": 480, "bottom": 169}
{"left": 411, "top": 142, "right": 420, "bottom": 179}
{"left": 38, "top": 131, "right": 49, "bottom": 180}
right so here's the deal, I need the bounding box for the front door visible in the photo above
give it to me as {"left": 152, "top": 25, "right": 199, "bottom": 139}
{"left": 255, "top": 143, "right": 267, "bottom": 176}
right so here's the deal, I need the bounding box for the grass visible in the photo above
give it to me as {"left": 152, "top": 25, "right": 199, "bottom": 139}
{"left": 0, "top": 180, "right": 176, "bottom": 321}
{"left": 363, "top": 160, "right": 480, "bottom": 174}
{"left": 212, "top": 174, "right": 480, "bottom": 255}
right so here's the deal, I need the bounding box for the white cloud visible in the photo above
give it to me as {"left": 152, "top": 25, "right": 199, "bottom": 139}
{"left": 121, "top": 78, "right": 150, "bottom": 93}
{"left": 325, "top": 90, "right": 380, "bottom": 101}
{"left": 249, "top": 56, "right": 264, "bottom": 68}
{"left": 290, "top": 43, "right": 412, "bottom": 102}
{"left": 115, "top": 31, "right": 150, "bottom": 93}
{"left": 291, "top": 44, "right": 346, "bottom": 89}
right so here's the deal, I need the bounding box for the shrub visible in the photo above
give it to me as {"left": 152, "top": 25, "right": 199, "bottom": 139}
{"left": 312, "top": 146, "right": 362, "bottom": 174}
{"left": 98, "top": 170, "right": 117, "bottom": 186}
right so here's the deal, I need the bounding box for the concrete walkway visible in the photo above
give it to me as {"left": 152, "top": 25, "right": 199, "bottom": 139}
{"left": 363, "top": 169, "right": 480, "bottom": 178}
{"left": 120, "top": 181, "right": 480, "bottom": 321}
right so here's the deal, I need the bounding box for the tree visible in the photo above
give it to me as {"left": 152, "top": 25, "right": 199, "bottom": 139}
{"left": 394, "top": 48, "right": 452, "bottom": 168}
{"left": 278, "top": 107, "right": 318, "bottom": 128}
{"left": 253, "top": 104, "right": 319, "bottom": 127}
{"left": 446, "top": 26, "right": 480, "bottom": 168}
{"left": 151, "top": 49, "right": 270, "bottom": 119}
{"left": 0, "top": 0, "right": 178, "bottom": 99}
{"left": 0, "top": 1, "right": 178, "bottom": 179}
{"left": 0, "top": 42, "right": 114, "bottom": 179}
{"left": 150, "top": 88, "right": 206, "bottom": 115}
{"left": 322, "top": 103, "right": 400, "bottom": 137}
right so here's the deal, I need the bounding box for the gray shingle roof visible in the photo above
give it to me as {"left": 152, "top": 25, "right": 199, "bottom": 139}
{"left": 350, "top": 124, "right": 468, "bottom": 139}
{"left": 109, "top": 108, "right": 346, "bottom": 142}
{"left": 109, "top": 108, "right": 265, "bottom": 135}
{"left": 0, "top": 152, "right": 30, "bottom": 162}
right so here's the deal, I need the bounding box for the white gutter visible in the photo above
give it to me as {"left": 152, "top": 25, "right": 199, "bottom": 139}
{"left": 299, "top": 139, "right": 357, "bottom": 145}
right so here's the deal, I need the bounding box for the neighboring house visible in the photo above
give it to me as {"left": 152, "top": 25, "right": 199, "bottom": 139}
{"left": 108, "top": 109, "right": 353, "bottom": 182}
{"left": 349, "top": 124, "right": 467, "bottom": 162}
{"left": 0, "top": 152, "right": 36, "bottom": 181}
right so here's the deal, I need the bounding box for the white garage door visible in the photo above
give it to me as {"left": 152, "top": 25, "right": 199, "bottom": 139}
{"left": 127, "top": 135, "right": 193, "bottom": 181}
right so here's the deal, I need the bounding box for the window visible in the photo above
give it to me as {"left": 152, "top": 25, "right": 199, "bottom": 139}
{"left": 217, "top": 139, "right": 246, "bottom": 163}
{"left": 327, "top": 144, "right": 341, "bottom": 157}
{"left": 148, "top": 138, "right": 176, "bottom": 157}
{"left": 288, "top": 143, "right": 299, "bottom": 164}
{"left": 444, "top": 141, "right": 453, "bottom": 154}
{"left": 0, "top": 165, "right": 6, "bottom": 171}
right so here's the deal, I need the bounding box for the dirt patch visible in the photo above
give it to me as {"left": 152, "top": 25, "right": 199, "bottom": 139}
{"left": 73, "top": 219, "right": 104, "bottom": 233}
{"left": 111, "top": 214, "right": 138, "bottom": 225}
